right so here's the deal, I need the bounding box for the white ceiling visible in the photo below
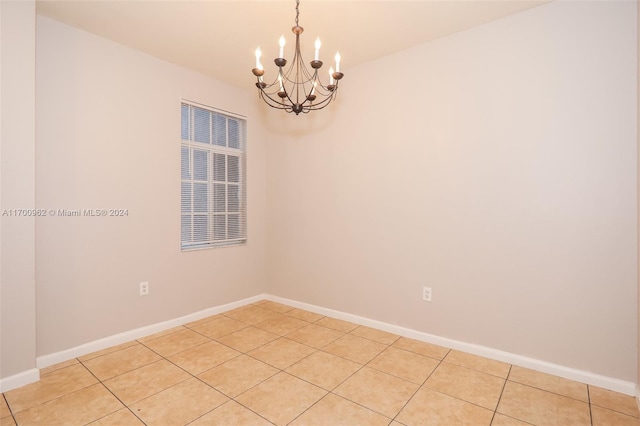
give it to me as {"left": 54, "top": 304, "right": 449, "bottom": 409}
{"left": 36, "top": 0, "right": 549, "bottom": 89}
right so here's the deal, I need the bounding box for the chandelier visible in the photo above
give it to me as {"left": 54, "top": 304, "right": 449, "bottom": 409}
{"left": 251, "top": 0, "right": 344, "bottom": 115}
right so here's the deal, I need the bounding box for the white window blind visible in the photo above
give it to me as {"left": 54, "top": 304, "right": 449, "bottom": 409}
{"left": 181, "top": 102, "right": 247, "bottom": 249}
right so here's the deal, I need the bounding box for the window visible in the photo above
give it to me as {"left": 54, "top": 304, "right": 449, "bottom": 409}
{"left": 181, "top": 102, "right": 246, "bottom": 249}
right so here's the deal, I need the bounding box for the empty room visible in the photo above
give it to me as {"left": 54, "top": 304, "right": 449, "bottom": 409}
{"left": 1, "top": 0, "right": 639, "bottom": 424}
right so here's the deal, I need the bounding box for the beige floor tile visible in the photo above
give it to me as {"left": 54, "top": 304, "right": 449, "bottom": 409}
{"left": 185, "top": 314, "right": 221, "bottom": 329}
{"left": 9, "top": 300, "right": 630, "bottom": 426}
{"left": 248, "top": 337, "right": 316, "bottom": 369}
{"left": 290, "top": 393, "right": 390, "bottom": 426}
{"left": 508, "top": 366, "right": 588, "bottom": 402}
{"left": 334, "top": 367, "right": 418, "bottom": 418}
{"left": 286, "top": 308, "right": 325, "bottom": 323}
{"left": 368, "top": 347, "right": 439, "bottom": 384}
{"left": 286, "top": 323, "right": 345, "bottom": 349}
{"left": 168, "top": 341, "right": 240, "bottom": 375}
{"left": 103, "top": 359, "right": 190, "bottom": 405}
{"left": 490, "top": 413, "right": 531, "bottom": 425}
{"left": 221, "top": 306, "right": 250, "bottom": 317}
{"left": 592, "top": 405, "right": 640, "bottom": 426}
{"left": 198, "top": 355, "right": 278, "bottom": 398}
{"left": 589, "top": 385, "right": 640, "bottom": 417}
{"left": 497, "top": 381, "right": 590, "bottom": 425}
{"left": 254, "top": 314, "right": 309, "bottom": 336}
{"left": 256, "top": 300, "right": 295, "bottom": 313}
{"left": 444, "top": 350, "right": 511, "bottom": 378}
{"left": 130, "top": 378, "right": 227, "bottom": 426}
{"left": 90, "top": 408, "right": 145, "bottom": 425}
{"left": 78, "top": 340, "right": 138, "bottom": 362}
{"left": 82, "top": 343, "right": 162, "bottom": 380}
{"left": 323, "top": 334, "right": 387, "bottom": 364}
{"left": 286, "top": 351, "right": 361, "bottom": 390}
{"left": 137, "top": 326, "right": 188, "bottom": 343}
{"left": 189, "top": 316, "right": 248, "bottom": 339}
{"left": 39, "top": 358, "right": 80, "bottom": 376}
{"left": 4, "top": 363, "right": 98, "bottom": 413}
{"left": 316, "top": 317, "right": 359, "bottom": 333}
{"left": 397, "top": 387, "right": 493, "bottom": 425}
{"left": 215, "top": 326, "right": 279, "bottom": 353}
{"left": 392, "top": 337, "right": 450, "bottom": 360}
{"left": 224, "top": 305, "right": 281, "bottom": 325}
{"left": 236, "top": 372, "right": 326, "bottom": 426}
{"left": 189, "top": 400, "right": 272, "bottom": 425}
{"left": 142, "top": 328, "right": 210, "bottom": 357}
{"left": 0, "top": 416, "right": 15, "bottom": 426}
{"left": 424, "top": 362, "right": 505, "bottom": 410}
{"left": 14, "top": 383, "right": 122, "bottom": 426}
{"left": 1, "top": 396, "right": 11, "bottom": 418}
{"left": 351, "top": 326, "right": 400, "bottom": 345}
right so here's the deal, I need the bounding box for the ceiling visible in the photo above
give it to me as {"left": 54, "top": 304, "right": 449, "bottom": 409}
{"left": 36, "top": 0, "right": 549, "bottom": 90}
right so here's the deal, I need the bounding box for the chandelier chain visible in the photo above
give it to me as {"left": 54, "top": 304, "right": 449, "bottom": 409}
{"left": 295, "top": 0, "right": 300, "bottom": 26}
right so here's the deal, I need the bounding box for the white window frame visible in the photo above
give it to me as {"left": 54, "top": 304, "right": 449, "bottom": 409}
{"left": 181, "top": 100, "right": 247, "bottom": 250}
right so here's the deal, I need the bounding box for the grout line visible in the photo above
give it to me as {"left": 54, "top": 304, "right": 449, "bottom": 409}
{"left": 126, "top": 333, "right": 241, "bottom": 425}
{"left": 227, "top": 399, "right": 277, "bottom": 426}
{"left": 587, "top": 385, "right": 593, "bottom": 426}
{"left": 325, "top": 361, "right": 391, "bottom": 420}
{"left": 2, "top": 393, "right": 18, "bottom": 426}
{"left": 286, "top": 393, "right": 325, "bottom": 425}
{"left": 390, "top": 353, "right": 444, "bottom": 424}
{"left": 278, "top": 376, "right": 330, "bottom": 425}
{"left": 74, "top": 360, "right": 148, "bottom": 426}
{"left": 7, "top": 381, "right": 98, "bottom": 419}
{"left": 198, "top": 314, "right": 326, "bottom": 426}
{"left": 587, "top": 387, "right": 640, "bottom": 419}
{"left": 489, "top": 364, "right": 512, "bottom": 425}
{"left": 76, "top": 341, "right": 140, "bottom": 364}
{"left": 10, "top": 302, "right": 627, "bottom": 425}
{"left": 505, "top": 376, "right": 592, "bottom": 404}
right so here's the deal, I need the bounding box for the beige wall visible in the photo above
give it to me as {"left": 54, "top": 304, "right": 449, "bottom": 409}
{"left": 1, "top": 1, "right": 37, "bottom": 380}
{"left": 1, "top": 0, "right": 637, "bottom": 389}
{"left": 35, "top": 16, "right": 269, "bottom": 356}
{"left": 266, "top": 0, "right": 638, "bottom": 381}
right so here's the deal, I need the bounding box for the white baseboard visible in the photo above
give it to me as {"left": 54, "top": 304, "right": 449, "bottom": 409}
{"left": 22, "top": 291, "right": 637, "bottom": 397}
{"left": 36, "top": 294, "right": 265, "bottom": 369}
{"left": 0, "top": 368, "right": 39, "bottom": 393}
{"left": 265, "top": 294, "right": 637, "bottom": 396}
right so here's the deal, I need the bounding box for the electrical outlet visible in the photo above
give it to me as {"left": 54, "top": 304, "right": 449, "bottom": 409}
{"left": 139, "top": 281, "right": 149, "bottom": 296}
{"left": 422, "top": 286, "right": 432, "bottom": 302}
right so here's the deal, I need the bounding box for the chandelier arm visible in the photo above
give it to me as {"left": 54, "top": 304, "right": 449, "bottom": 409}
{"left": 298, "top": 96, "right": 338, "bottom": 113}
{"left": 255, "top": 74, "right": 340, "bottom": 109}
{"left": 259, "top": 78, "right": 330, "bottom": 112}
{"left": 304, "top": 88, "right": 339, "bottom": 109}
{"left": 258, "top": 80, "right": 333, "bottom": 113}
{"left": 258, "top": 88, "right": 297, "bottom": 111}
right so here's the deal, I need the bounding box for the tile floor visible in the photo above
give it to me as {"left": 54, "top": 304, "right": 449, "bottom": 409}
{"left": 2, "top": 300, "right": 640, "bottom": 425}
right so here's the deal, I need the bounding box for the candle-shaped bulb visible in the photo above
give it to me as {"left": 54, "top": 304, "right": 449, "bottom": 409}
{"left": 255, "top": 47, "right": 262, "bottom": 69}
{"left": 335, "top": 52, "right": 341, "bottom": 73}
{"left": 314, "top": 37, "right": 321, "bottom": 61}
{"left": 278, "top": 35, "right": 286, "bottom": 58}
{"left": 329, "top": 66, "right": 335, "bottom": 85}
